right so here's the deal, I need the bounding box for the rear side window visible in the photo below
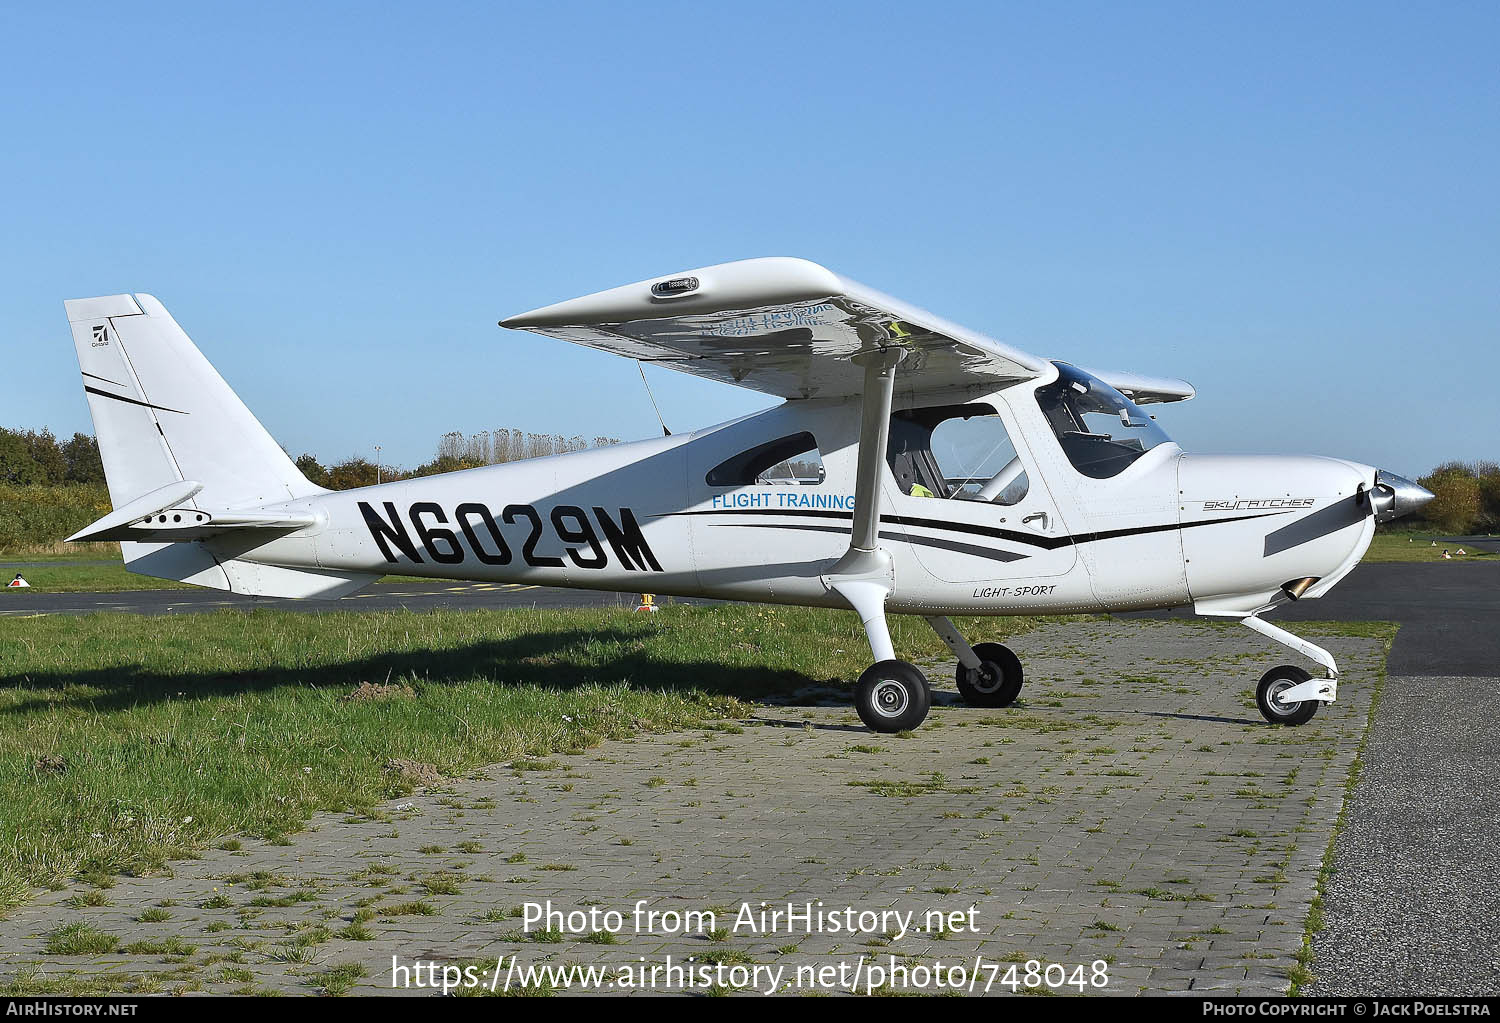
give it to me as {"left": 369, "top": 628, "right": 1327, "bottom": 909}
{"left": 706, "top": 433, "right": 825, "bottom": 487}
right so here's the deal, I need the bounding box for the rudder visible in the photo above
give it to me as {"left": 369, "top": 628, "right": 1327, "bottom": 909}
{"left": 64, "top": 293, "right": 320, "bottom": 510}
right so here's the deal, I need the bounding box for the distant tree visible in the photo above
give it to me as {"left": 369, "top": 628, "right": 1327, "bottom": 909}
{"left": 61, "top": 432, "right": 104, "bottom": 484}
{"left": 325, "top": 457, "right": 382, "bottom": 490}
{"left": 23, "top": 429, "right": 65, "bottom": 484}
{"left": 0, "top": 429, "right": 43, "bottom": 485}
{"left": 436, "top": 431, "right": 465, "bottom": 463}
{"left": 1475, "top": 461, "right": 1500, "bottom": 531}
{"left": 295, "top": 453, "right": 330, "bottom": 488}
{"left": 493, "top": 428, "right": 514, "bottom": 464}
{"left": 1419, "top": 462, "right": 1483, "bottom": 534}
{"left": 0, "top": 428, "right": 68, "bottom": 485}
{"left": 411, "top": 454, "right": 475, "bottom": 477}
{"left": 465, "top": 432, "right": 491, "bottom": 466}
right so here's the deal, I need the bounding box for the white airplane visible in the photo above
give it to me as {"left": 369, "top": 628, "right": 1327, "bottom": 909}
{"left": 62, "top": 258, "right": 1433, "bottom": 732}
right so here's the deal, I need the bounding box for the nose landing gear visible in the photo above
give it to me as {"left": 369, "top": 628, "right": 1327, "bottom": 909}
{"left": 1241, "top": 616, "right": 1340, "bottom": 726}
{"left": 1256, "top": 665, "right": 1320, "bottom": 725}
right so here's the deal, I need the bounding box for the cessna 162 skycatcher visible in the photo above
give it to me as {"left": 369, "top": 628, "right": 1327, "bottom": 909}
{"left": 63, "top": 258, "right": 1433, "bottom": 732}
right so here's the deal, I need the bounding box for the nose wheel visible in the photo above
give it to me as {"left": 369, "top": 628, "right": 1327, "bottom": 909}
{"left": 955, "top": 642, "right": 1024, "bottom": 707}
{"left": 1256, "top": 665, "right": 1319, "bottom": 726}
{"left": 854, "top": 660, "right": 931, "bottom": 733}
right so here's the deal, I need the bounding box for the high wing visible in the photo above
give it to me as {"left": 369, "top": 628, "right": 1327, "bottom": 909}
{"left": 504, "top": 257, "right": 1190, "bottom": 403}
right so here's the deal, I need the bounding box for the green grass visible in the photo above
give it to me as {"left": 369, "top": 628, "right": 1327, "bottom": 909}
{"left": 1363, "top": 531, "right": 1497, "bottom": 563}
{"left": 0, "top": 484, "right": 112, "bottom": 554}
{"left": 314, "top": 961, "right": 367, "bottom": 996}
{"left": 44, "top": 922, "right": 119, "bottom": 955}
{"left": 0, "top": 559, "right": 190, "bottom": 592}
{"left": 0, "top": 603, "right": 1050, "bottom": 913}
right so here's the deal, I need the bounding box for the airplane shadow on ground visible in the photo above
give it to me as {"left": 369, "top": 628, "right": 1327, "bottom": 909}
{"left": 1, "top": 630, "right": 1271, "bottom": 729}
{"left": 0, "top": 628, "right": 849, "bottom": 717}
{"left": 754, "top": 716, "right": 869, "bottom": 733}
{"left": 1141, "top": 710, "right": 1262, "bottom": 726}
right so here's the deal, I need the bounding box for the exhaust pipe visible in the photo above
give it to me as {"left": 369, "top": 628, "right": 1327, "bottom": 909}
{"left": 1281, "top": 576, "right": 1320, "bottom": 601}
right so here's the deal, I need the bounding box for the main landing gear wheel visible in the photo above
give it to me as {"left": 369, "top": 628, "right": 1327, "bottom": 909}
{"left": 855, "top": 660, "right": 931, "bottom": 733}
{"left": 1256, "top": 665, "right": 1318, "bottom": 726}
{"left": 955, "top": 642, "right": 1024, "bottom": 708}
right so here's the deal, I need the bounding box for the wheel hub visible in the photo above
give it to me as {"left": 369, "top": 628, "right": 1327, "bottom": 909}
{"left": 873, "top": 679, "right": 909, "bottom": 716}
{"left": 968, "top": 663, "right": 1002, "bottom": 694}
{"left": 1268, "top": 679, "right": 1301, "bottom": 712}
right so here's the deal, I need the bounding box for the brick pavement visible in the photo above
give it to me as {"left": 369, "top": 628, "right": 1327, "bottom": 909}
{"left": 0, "top": 620, "right": 1385, "bottom": 996}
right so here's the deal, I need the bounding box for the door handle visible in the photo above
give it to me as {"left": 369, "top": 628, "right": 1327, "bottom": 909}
{"left": 1022, "top": 511, "right": 1049, "bottom": 531}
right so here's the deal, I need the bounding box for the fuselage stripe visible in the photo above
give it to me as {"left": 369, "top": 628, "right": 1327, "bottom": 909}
{"left": 667, "top": 507, "right": 1286, "bottom": 551}
{"left": 707, "top": 522, "right": 1030, "bottom": 562}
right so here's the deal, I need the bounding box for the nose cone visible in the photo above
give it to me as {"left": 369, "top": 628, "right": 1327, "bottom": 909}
{"left": 1371, "top": 470, "right": 1434, "bottom": 523}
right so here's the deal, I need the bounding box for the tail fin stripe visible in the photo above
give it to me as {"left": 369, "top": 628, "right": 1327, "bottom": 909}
{"left": 83, "top": 384, "right": 189, "bottom": 415}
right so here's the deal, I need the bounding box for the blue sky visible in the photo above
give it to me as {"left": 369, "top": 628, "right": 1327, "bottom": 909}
{"left": 2, "top": 1, "right": 1494, "bottom": 476}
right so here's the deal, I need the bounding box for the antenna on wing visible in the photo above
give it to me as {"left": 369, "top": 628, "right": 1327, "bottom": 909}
{"left": 637, "top": 361, "right": 671, "bottom": 437}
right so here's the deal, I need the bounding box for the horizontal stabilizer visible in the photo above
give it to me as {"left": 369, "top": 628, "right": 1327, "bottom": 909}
{"left": 66, "top": 480, "right": 205, "bottom": 542}
{"left": 68, "top": 480, "right": 318, "bottom": 542}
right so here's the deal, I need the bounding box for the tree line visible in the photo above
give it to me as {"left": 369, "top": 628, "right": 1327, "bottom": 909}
{"left": 0, "top": 426, "right": 618, "bottom": 492}
{"left": 0, "top": 427, "right": 623, "bottom": 552}
{"left": 1419, "top": 461, "right": 1500, "bottom": 535}
{"left": 0, "top": 429, "right": 105, "bottom": 486}
{"left": 292, "top": 429, "right": 620, "bottom": 490}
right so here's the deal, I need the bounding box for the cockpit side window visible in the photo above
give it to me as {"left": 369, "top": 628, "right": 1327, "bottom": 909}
{"left": 706, "top": 432, "right": 825, "bottom": 487}
{"left": 1035, "top": 363, "right": 1172, "bottom": 479}
{"left": 887, "top": 404, "right": 1030, "bottom": 505}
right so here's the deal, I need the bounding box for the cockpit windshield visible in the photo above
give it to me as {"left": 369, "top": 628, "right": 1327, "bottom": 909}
{"left": 1035, "top": 363, "right": 1173, "bottom": 479}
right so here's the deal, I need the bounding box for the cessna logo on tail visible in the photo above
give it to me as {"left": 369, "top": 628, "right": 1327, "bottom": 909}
{"left": 358, "top": 501, "right": 663, "bottom": 572}
{"left": 91, "top": 325, "right": 110, "bottom": 347}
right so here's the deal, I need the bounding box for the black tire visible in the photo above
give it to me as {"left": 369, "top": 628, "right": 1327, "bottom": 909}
{"left": 1256, "top": 665, "right": 1318, "bottom": 726}
{"left": 854, "top": 660, "right": 931, "bottom": 733}
{"left": 955, "top": 642, "right": 1024, "bottom": 708}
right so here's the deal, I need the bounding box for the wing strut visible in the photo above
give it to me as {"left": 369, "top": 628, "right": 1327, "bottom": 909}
{"left": 822, "top": 346, "right": 907, "bottom": 662}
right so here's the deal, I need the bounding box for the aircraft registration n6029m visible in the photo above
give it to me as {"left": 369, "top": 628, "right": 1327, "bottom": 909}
{"left": 63, "top": 257, "right": 1434, "bottom": 732}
